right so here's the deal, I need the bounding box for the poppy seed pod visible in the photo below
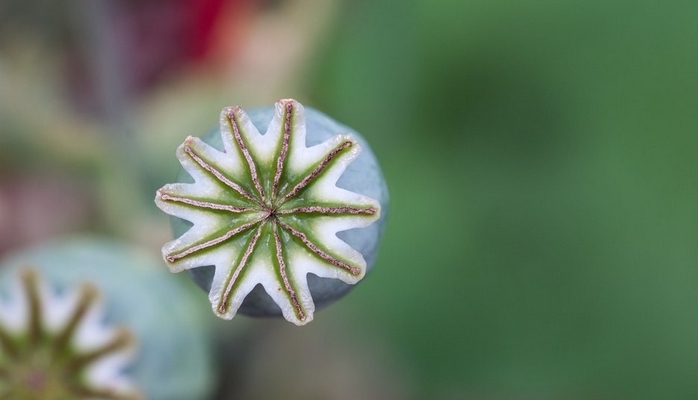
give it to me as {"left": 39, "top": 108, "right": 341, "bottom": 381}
{"left": 0, "top": 237, "right": 216, "bottom": 400}
{"left": 155, "top": 99, "right": 388, "bottom": 325}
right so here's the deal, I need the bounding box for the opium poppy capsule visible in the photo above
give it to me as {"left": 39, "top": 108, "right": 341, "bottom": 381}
{"left": 0, "top": 237, "right": 216, "bottom": 400}
{"left": 155, "top": 99, "right": 389, "bottom": 325}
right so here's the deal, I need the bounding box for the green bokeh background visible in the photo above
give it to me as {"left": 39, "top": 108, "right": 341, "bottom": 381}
{"left": 310, "top": 0, "right": 698, "bottom": 398}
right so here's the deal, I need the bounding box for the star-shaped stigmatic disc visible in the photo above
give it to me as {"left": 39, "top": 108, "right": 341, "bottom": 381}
{"left": 155, "top": 99, "right": 381, "bottom": 325}
{"left": 0, "top": 269, "right": 139, "bottom": 400}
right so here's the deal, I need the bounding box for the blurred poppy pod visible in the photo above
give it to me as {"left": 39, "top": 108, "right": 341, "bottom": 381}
{"left": 0, "top": 237, "right": 216, "bottom": 400}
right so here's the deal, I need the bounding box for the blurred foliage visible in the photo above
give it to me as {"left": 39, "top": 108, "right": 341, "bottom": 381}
{"left": 310, "top": 0, "right": 698, "bottom": 398}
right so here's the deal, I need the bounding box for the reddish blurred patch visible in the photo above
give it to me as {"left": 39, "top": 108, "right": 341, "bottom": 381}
{"left": 0, "top": 172, "right": 98, "bottom": 257}
{"left": 67, "top": 0, "right": 255, "bottom": 112}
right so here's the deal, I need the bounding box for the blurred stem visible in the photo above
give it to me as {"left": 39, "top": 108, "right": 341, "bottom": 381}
{"left": 71, "top": 0, "right": 157, "bottom": 238}
{"left": 76, "top": 0, "right": 130, "bottom": 132}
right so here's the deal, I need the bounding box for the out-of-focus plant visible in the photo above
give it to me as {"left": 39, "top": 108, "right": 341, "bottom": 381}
{"left": 0, "top": 237, "right": 216, "bottom": 400}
